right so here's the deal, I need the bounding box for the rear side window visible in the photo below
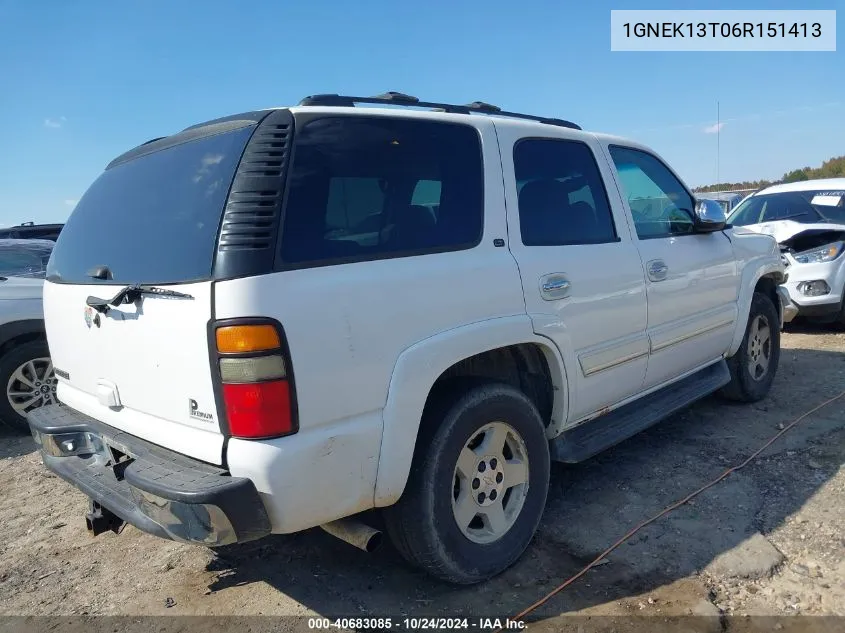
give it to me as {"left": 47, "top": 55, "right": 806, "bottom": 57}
{"left": 513, "top": 139, "right": 617, "bottom": 246}
{"left": 279, "top": 117, "right": 483, "bottom": 265}
{"left": 47, "top": 126, "right": 254, "bottom": 284}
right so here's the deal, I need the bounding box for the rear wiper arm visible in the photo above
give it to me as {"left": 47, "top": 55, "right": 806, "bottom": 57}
{"left": 86, "top": 284, "right": 194, "bottom": 314}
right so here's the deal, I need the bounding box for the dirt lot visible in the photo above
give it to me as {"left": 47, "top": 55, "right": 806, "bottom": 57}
{"left": 1, "top": 325, "right": 843, "bottom": 631}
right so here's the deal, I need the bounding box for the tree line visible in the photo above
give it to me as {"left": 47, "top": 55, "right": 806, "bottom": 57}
{"left": 693, "top": 155, "right": 845, "bottom": 193}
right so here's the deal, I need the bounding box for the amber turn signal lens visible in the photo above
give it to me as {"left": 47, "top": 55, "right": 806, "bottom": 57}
{"left": 216, "top": 325, "right": 280, "bottom": 354}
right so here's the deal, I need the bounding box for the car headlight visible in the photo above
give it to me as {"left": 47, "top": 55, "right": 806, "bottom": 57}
{"left": 794, "top": 241, "right": 844, "bottom": 264}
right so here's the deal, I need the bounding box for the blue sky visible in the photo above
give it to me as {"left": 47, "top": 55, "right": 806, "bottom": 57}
{"left": 0, "top": 0, "right": 842, "bottom": 226}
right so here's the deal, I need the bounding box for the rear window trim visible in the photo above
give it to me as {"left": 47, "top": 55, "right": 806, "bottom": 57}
{"left": 273, "top": 112, "right": 486, "bottom": 273}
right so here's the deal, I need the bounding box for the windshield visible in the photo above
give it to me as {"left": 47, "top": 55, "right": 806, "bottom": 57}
{"left": 47, "top": 126, "right": 254, "bottom": 285}
{"left": 728, "top": 189, "right": 845, "bottom": 226}
{"left": 0, "top": 241, "right": 54, "bottom": 278}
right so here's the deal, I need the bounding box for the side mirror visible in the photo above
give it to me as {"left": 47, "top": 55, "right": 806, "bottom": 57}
{"left": 693, "top": 198, "right": 727, "bottom": 232}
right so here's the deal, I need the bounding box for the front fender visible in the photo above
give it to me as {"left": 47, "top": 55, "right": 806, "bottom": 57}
{"left": 727, "top": 230, "right": 786, "bottom": 357}
{"left": 373, "top": 315, "right": 567, "bottom": 507}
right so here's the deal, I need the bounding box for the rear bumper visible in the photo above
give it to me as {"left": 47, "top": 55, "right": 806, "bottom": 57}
{"left": 26, "top": 404, "right": 271, "bottom": 546}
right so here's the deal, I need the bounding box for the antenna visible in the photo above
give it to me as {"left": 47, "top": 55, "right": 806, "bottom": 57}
{"left": 716, "top": 100, "right": 720, "bottom": 190}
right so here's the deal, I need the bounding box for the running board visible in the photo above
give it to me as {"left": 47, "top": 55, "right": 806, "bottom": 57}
{"left": 550, "top": 360, "right": 731, "bottom": 463}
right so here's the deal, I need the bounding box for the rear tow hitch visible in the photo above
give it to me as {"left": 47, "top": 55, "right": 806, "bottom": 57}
{"left": 85, "top": 500, "right": 126, "bottom": 536}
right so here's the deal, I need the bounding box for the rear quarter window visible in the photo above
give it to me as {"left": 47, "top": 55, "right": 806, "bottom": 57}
{"left": 279, "top": 116, "right": 484, "bottom": 266}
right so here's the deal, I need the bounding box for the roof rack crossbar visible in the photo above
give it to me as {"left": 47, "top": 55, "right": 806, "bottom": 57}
{"left": 298, "top": 93, "right": 581, "bottom": 130}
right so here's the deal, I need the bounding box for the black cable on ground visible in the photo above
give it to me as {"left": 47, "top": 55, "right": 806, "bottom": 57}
{"left": 501, "top": 389, "right": 845, "bottom": 630}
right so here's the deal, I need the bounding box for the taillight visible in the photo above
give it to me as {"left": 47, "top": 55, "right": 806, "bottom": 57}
{"left": 214, "top": 322, "right": 297, "bottom": 440}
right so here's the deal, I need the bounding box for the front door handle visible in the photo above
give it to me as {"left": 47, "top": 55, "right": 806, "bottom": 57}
{"left": 647, "top": 260, "right": 669, "bottom": 282}
{"left": 540, "top": 274, "right": 571, "bottom": 300}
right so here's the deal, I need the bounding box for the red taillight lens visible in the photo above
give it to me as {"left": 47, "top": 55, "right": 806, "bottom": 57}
{"left": 223, "top": 381, "right": 293, "bottom": 439}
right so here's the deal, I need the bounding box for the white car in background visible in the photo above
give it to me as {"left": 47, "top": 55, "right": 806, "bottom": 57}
{"left": 728, "top": 179, "right": 845, "bottom": 327}
{"left": 0, "top": 239, "right": 57, "bottom": 429}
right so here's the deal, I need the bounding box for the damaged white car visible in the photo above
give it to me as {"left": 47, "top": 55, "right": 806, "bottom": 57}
{"left": 728, "top": 178, "right": 845, "bottom": 326}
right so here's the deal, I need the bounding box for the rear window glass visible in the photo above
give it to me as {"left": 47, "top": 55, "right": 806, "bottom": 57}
{"left": 47, "top": 126, "right": 254, "bottom": 284}
{"left": 280, "top": 116, "right": 483, "bottom": 265}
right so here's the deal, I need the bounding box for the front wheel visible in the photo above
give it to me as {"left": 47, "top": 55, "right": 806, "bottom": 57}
{"left": 720, "top": 292, "right": 780, "bottom": 402}
{"left": 383, "top": 383, "right": 550, "bottom": 584}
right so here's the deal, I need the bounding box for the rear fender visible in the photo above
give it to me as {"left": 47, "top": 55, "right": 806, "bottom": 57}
{"left": 374, "top": 315, "right": 567, "bottom": 507}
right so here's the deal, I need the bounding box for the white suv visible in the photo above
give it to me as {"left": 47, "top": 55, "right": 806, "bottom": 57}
{"left": 28, "top": 93, "right": 789, "bottom": 584}
{"left": 728, "top": 178, "right": 845, "bottom": 327}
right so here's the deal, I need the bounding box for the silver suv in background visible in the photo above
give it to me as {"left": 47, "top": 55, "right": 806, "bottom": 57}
{"left": 0, "top": 239, "right": 57, "bottom": 430}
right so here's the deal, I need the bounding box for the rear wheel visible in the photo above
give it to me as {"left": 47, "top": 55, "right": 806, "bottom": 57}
{"left": 383, "top": 382, "right": 550, "bottom": 584}
{"left": 0, "top": 340, "right": 57, "bottom": 432}
{"left": 721, "top": 292, "right": 780, "bottom": 402}
{"left": 836, "top": 297, "right": 845, "bottom": 330}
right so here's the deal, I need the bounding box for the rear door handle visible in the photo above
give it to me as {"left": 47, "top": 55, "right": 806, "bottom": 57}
{"left": 540, "top": 274, "right": 571, "bottom": 300}
{"left": 647, "top": 260, "right": 669, "bottom": 282}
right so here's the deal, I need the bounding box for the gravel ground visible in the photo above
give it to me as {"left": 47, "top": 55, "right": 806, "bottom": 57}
{"left": 0, "top": 324, "right": 843, "bottom": 632}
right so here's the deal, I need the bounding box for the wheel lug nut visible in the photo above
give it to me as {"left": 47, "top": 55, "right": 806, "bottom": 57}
{"left": 478, "top": 462, "right": 486, "bottom": 473}
{"left": 489, "top": 458, "right": 498, "bottom": 469}
{"left": 496, "top": 472, "right": 503, "bottom": 483}
{"left": 478, "top": 492, "right": 486, "bottom": 503}
{"left": 472, "top": 478, "right": 480, "bottom": 490}
{"left": 489, "top": 490, "right": 497, "bottom": 501}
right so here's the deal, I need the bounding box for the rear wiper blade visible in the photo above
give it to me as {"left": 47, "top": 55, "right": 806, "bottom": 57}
{"left": 86, "top": 284, "right": 194, "bottom": 314}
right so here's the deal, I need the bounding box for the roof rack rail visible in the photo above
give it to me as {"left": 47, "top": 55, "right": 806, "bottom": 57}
{"left": 298, "top": 92, "right": 581, "bottom": 130}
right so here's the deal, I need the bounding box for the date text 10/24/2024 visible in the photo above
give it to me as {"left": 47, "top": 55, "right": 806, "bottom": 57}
{"left": 308, "top": 618, "right": 526, "bottom": 630}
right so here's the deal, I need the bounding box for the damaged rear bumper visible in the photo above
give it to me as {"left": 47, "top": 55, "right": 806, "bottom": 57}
{"left": 27, "top": 404, "right": 271, "bottom": 546}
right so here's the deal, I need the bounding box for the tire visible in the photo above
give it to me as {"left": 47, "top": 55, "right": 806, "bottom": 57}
{"left": 0, "top": 339, "right": 56, "bottom": 432}
{"left": 720, "top": 292, "right": 780, "bottom": 402}
{"left": 383, "top": 382, "right": 550, "bottom": 584}
{"left": 836, "top": 298, "right": 845, "bottom": 330}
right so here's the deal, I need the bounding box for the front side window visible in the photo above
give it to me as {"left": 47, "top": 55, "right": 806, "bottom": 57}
{"left": 279, "top": 117, "right": 483, "bottom": 265}
{"left": 513, "top": 139, "right": 617, "bottom": 246}
{"left": 609, "top": 146, "right": 696, "bottom": 239}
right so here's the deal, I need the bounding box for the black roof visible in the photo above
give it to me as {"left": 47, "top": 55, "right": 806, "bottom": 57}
{"left": 112, "top": 92, "right": 582, "bottom": 169}
{"left": 4, "top": 221, "right": 64, "bottom": 229}
{"left": 298, "top": 92, "right": 582, "bottom": 130}
{"left": 0, "top": 222, "right": 64, "bottom": 241}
